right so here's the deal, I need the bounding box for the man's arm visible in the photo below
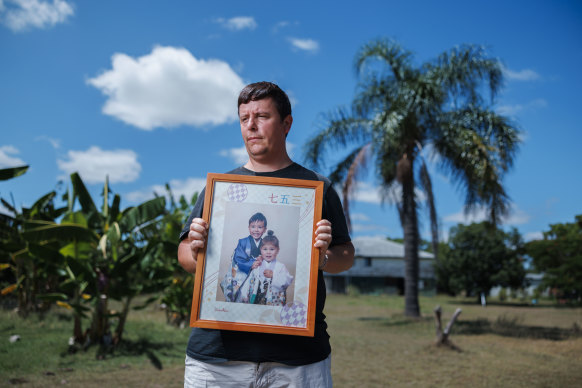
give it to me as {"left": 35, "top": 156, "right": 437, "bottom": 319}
{"left": 314, "top": 219, "right": 355, "bottom": 274}
{"left": 323, "top": 241, "right": 355, "bottom": 274}
{"left": 178, "top": 218, "right": 208, "bottom": 274}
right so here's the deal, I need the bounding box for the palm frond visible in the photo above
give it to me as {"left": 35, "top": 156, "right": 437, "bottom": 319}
{"left": 328, "top": 146, "right": 368, "bottom": 185}
{"left": 354, "top": 38, "right": 413, "bottom": 82}
{"left": 303, "top": 107, "right": 370, "bottom": 168}
{"left": 430, "top": 44, "right": 503, "bottom": 106}
{"left": 433, "top": 112, "right": 514, "bottom": 224}
{"left": 341, "top": 144, "right": 371, "bottom": 232}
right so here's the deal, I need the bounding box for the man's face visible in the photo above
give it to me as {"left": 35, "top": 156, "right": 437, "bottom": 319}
{"left": 239, "top": 98, "right": 292, "bottom": 161}
{"left": 248, "top": 220, "right": 266, "bottom": 240}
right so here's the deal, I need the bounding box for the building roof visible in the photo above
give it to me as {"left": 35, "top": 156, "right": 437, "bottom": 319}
{"left": 352, "top": 236, "right": 435, "bottom": 259}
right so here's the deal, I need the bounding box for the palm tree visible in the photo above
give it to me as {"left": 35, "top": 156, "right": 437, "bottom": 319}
{"left": 304, "top": 39, "right": 520, "bottom": 317}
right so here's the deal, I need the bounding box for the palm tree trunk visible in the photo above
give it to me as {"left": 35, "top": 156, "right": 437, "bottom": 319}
{"left": 402, "top": 164, "right": 420, "bottom": 317}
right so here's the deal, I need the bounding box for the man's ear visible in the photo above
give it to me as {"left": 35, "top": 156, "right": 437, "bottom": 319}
{"left": 283, "top": 115, "right": 293, "bottom": 137}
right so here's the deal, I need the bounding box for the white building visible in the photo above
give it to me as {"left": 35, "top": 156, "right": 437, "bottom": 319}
{"left": 324, "top": 236, "right": 436, "bottom": 294}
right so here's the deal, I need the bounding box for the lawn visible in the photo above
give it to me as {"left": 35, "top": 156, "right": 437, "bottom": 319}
{"left": 1, "top": 294, "right": 580, "bottom": 387}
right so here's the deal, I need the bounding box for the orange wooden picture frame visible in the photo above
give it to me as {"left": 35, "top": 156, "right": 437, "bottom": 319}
{"left": 189, "top": 173, "right": 323, "bottom": 336}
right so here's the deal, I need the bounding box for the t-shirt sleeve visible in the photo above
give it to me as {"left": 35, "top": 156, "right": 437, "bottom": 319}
{"left": 179, "top": 187, "right": 206, "bottom": 242}
{"left": 322, "top": 184, "right": 351, "bottom": 247}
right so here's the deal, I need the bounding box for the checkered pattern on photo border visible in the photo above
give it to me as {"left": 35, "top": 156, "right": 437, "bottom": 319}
{"left": 280, "top": 302, "right": 307, "bottom": 327}
{"left": 227, "top": 183, "right": 248, "bottom": 202}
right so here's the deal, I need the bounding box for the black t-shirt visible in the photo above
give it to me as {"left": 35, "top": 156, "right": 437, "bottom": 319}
{"left": 179, "top": 162, "right": 351, "bottom": 366}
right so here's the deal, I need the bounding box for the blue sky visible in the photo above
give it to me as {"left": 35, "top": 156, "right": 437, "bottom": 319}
{"left": 1, "top": 0, "right": 581, "bottom": 243}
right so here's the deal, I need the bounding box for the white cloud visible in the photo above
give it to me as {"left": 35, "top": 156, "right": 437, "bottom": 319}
{"left": 126, "top": 177, "right": 206, "bottom": 204}
{"left": 219, "top": 146, "right": 248, "bottom": 165}
{"left": 87, "top": 46, "right": 245, "bottom": 130}
{"left": 497, "top": 98, "right": 547, "bottom": 116}
{"left": 289, "top": 38, "right": 319, "bottom": 52}
{"left": 272, "top": 20, "right": 298, "bottom": 33}
{"left": 34, "top": 135, "right": 60, "bottom": 149}
{"left": 444, "top": 204, "right": 530, "bottom": 226}
{"left": 524, "top": 231, "right": 543, "bottom": 241}
{"left": 351, "top": 223, "right": 389, "bottom": 232}
{"left": 350, "top": 212, "right": 370, "bottom": 222}
{"left": 502, "top": 65, "right": 540, "bottom": 81}
{"left": 273, "top": 21, "right": 289, "bottom": 31}
{"left": 0, "top": 0, "right": 73, "bottom": 32}
{"left": 351, "top": 181, "right": 426, "bottom": 205}
{"left": 57, "top": 146, "right": 141, "bottom": 184}
{"left": 351, "top": 182, "right": 382, "bottom": 204}
{"left": 215, "top": 16, "right": 257, "bottom": 31}
{"left": 0, "top": 145, "right": 26, "bottom": 168}
{"left": 219, "top": 142, "right": 295, "bottom": 165}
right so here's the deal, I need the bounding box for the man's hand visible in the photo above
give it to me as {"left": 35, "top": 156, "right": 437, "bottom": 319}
{"left": 178, "top": 218, "right": 208, "bottom": 273}
{"left": 314, "top": 219, "right": 332, "bottom": 268}
{"left": 188, "top": 218, "right": 208, "bottom": 252}
{"left": 313, "top": 219, "right": 355, "bottom": 273}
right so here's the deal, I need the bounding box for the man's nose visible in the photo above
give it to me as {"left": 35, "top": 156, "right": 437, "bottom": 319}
{"left": 246, "top": 116, "right": 257, "bottom": 131}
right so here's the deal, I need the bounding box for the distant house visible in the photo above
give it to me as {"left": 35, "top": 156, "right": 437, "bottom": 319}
{"left": 324, "top": 236, "right": 436, "bottom": 294}
{"left": 489, "top": 273, "right": 548, "bottom": 298}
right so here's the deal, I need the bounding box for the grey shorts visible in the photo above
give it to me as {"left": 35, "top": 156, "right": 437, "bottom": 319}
{"left": 184, "top": 354, "right": 332, "bottom": 388}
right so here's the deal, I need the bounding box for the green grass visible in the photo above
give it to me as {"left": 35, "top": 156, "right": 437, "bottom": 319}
{"left": 1, "top": 295, "right": 581, "bottom": 387}
{"left": 0, "top": 300, "right": 190, "bottom": 387}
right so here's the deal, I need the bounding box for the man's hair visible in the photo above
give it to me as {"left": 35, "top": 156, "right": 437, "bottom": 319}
{"left": 238, "top": 82, "right": 292, "bottom": 121}
{"left": 249, "top": 212, "right": 267, "bottom": 228}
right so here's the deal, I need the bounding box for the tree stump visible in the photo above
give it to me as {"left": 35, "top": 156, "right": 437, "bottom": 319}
{"left": 434, "top": 305, "right": 462, "bottom": 351}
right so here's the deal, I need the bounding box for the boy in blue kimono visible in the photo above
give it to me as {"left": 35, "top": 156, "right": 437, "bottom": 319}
{"left": 220, "top": 212, "right": 267, "bottom": 302}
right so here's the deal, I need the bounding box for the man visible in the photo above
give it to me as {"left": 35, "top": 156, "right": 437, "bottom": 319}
{"left": 178, "top": 81, "right": 355, "bottom": 387}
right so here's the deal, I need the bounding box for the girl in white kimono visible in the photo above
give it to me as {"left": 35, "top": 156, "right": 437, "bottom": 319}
{"left": 241, "top": 230, "right": 293, "bottom": 306}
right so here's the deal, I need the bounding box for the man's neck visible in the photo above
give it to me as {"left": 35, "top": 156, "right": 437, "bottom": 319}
{"left": 244, "top": 155, "right": 293, "bottom": 172}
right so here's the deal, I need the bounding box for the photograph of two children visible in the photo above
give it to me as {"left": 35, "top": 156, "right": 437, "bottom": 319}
{"left": 217, "top": 208, "right": 297, "bottom": 307}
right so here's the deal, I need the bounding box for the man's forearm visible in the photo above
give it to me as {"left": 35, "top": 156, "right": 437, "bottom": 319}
{"left": 178, "top": 239, "right": 197, "bottom": 273}
{"left": 323, "top": 241, "right": 355, "bottom": 274}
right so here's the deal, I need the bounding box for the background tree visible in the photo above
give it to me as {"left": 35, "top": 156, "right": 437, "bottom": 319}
{"left": 436, "top": 222, "right": 526, "bottom": 299}
{"left": 526, "top": 215, "right": 582, "bottom": 303}
{"left": 305, "top": 39, "right": 520, "bottom": 316}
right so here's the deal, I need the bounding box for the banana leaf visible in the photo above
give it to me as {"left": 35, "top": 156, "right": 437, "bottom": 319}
{"left": 37, "top": 293, "right": 68, "bottom": 301}
{"left": 23, "top": 221, "right": 99, "bottom": 244}
{"left": 70, "top": 172, "right": 102, "bottom": 226}
{"left": 119, "top": 197, "right": 166, "bottom": 232}
{"left": 0, "top": 165, "right": 29, "bottom": 181}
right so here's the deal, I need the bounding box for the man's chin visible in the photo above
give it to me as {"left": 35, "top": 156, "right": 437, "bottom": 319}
{"left": 246, "top": 146, "right": 268, "bottom": 157}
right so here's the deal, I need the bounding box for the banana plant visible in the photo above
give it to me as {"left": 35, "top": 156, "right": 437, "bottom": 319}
{"left": 1, "top": 188, "right": 68, "bottom": 317}
{"left": 27, "top": 173, "right": 167, "bottom": 345}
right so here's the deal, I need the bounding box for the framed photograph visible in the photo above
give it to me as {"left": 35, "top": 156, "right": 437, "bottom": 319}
{"left": 190, "top": 173, "right": 324, "bottom": 337}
